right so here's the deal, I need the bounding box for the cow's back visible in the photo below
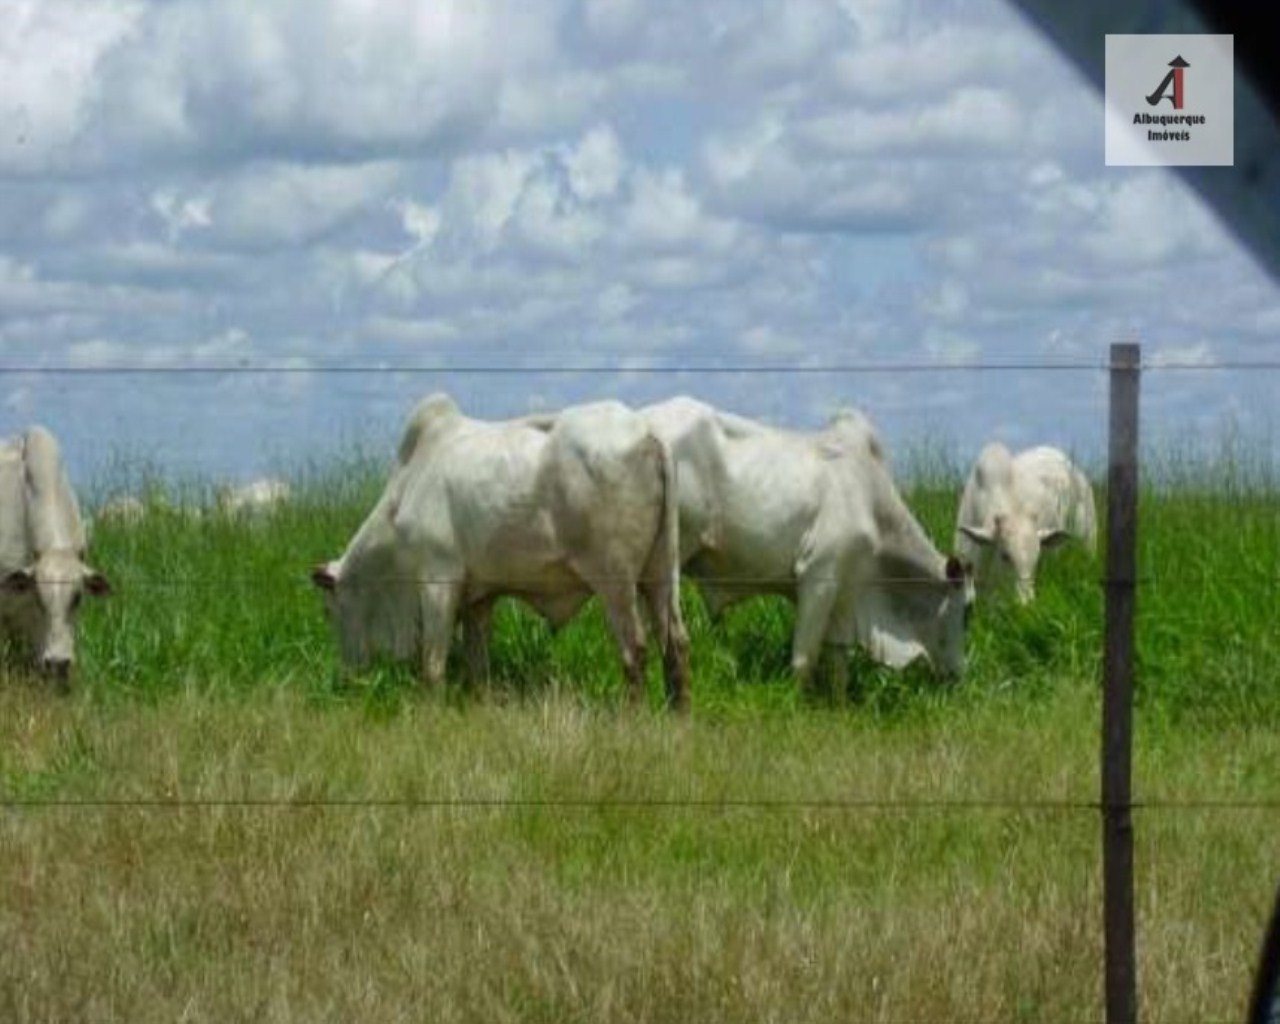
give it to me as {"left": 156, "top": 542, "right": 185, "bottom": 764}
{"left": 718, "top": 425, "right": 829, "bottom": 576}
{"left": 0, "top": 439, "right": 29, "bottom": 573}
{"left": 1012, "top": 446, "right": 1096, "bottom": 542}
{"left": 21, "top": 426, "right": 85, "bottom": 555}
{"left": 646, "top": 398, "right": 831, "bottom": 581}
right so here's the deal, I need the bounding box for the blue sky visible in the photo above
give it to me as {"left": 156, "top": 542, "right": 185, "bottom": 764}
{"left": 1, "top": 0, "right": 1277, "bottom": 484}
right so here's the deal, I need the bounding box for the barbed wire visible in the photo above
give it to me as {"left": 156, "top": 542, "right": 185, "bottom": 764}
{"left": 1, "top": 360, "right": 1278, "bottom": 375}
{"left": 2, "top": 796, "right": 1279, "bottom": 811}
{"left": 17, "top": 572, "right": 1279, "bottom": 588}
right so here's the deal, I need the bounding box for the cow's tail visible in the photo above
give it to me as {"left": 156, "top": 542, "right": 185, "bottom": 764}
{"left": 643, "top": 433, "right": 682, "bottom": 647}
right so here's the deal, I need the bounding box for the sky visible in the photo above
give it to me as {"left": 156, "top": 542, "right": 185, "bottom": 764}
{"left": 1, "top": 0, "right": 1277, "bottom": 487}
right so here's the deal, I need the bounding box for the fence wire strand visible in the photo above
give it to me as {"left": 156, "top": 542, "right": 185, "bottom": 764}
{"left": 1, "top": 359, "right": 1278, "bottom": 375}
{"left": 19, "top": 573, "right": 1279, "bottom": 588}
{"left": 3, "top": 797, "right": 1280, "bottom": 812}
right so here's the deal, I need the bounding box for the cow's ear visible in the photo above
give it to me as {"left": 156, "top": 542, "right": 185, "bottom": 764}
{"left": 311, "top": 564, "right": 337, "bottom": 592}
{"left": 958, "top": 524, "right": 994, "bottom": 546}
{"left": 1038, "top": 528, "right": 1072, "bottom": 549}
{"left": 85, "top": 571, "right": 112, "bottom": 597}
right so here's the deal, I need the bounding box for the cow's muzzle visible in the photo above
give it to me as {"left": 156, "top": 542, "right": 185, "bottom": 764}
{"left": 40, "top": 656, "right": 73, "bottom": 684}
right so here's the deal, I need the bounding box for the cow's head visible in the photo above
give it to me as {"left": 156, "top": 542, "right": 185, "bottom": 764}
{"left": 310, "top": 558, "right": 344, "bottom": 629}
{"left": 959, "top": 514, "right": 1069, "bottom": 604}
{"left": 2, "top": 550, "right": 111, "bottom": 680}
{"left": 854, "top": 554, "right": 973, "bottom": 679}
{"left": 932, "top": 555, "right": 974, "bottom": 677}
{"left": 311, "top": 559, "right": 365, "bottom": 668}
{"left": 311, "top": 556, "right": 421, "bottom": 669}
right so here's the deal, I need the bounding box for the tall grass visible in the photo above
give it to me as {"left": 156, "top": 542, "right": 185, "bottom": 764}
{"left": 1, "top": 684, "right": 1277, "bottom": 1023}
{"left": 0, "top": 441, "right": 1275, "bottom": 1022}
{"left": 70, "top": 442, "right": 1278, "bottom": 725}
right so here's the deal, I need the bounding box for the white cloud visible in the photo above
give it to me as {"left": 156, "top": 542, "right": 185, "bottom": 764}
{"left": 622, "top": 168, "right": 736, "bottom": 252}
{"left": 830, "top": 25, "right": 1034, "bottom": 100}
{"left": 1079, "top": 174, "right": 1224, "bottom": 269}
{"left": 43, "top": 195, "right": 95, "bottom": 239}
{"left": 362, "top": 315, "right": 460, "bottom": 345}
{"left": 1148, "top": 342, "right": 1216, "bottom": 368}
{"left": 393, "top": 199, "right": 443, "bottom": 248}
{"left": 0, "top": 0, "right": 1274, "bottom": 475}
{"left": 0, "top": 0, "right": 142, "bottom": 172}
{"left": 739, "top": 323, "right": 805, "bottom": 357}
{"left": 65, "top": 338, "right": 137, "bottom": 368}
{"left": 0, "top": 255, "right": 186, "bottom": 316}
{"left": 66, "top": 326, "right": 254, "bottom": 368}
{"left": 208, "top": 161, "right": 402, "bottom": 248}
{"left": 514, "top": 173, "right": 607, "bottom": 257}
{"left": 5, "top": 0, "right": 585, "bottom": 173}
{"left": 703, "top": 116, "right": 787, "bottom": 189}
{"left": 800, "top": 87, "right": 1024, "bottom": 156}
{"left": 921, "top": 326, "right": 980, "bottom": 364}
{"left": 582, "top": 0, "right": 643, "bottom": 41}
{"left": 562, "top": 125, "right": 625, "bottom": 201}
{"left": 704, "top": 122, "right": 935, "bottom": 232}
{"left": 718, "top": 0, "right": 851, "bottom": 85}
{"left": 596, "top": 283, "right": 637, "bottom": 321}
{"left": 4, "top": 386, "right": 35, "bottom": 416}
{"left": 920, "top": 280, "right": 970, "bottom": 323}
{"left": 446, "top": 149, "right": 540, "bottom": 248}
{"left": 151, "top": 190, "right": 213, "bottom": 241}
{"left": 831, "top": 0, "right": 910, "bottom": 45}
{"left": 494, "top": 69, "right": 608, "bottom": 137}
{"left": 1027, "top": 162, "right": 1064, "bottom": 188}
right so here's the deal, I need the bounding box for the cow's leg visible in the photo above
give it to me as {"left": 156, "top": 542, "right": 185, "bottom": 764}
{"left": 595, "top": 580, "right": 648, "bottom": 705}
{"left": 641, "top": 578, "right": 691, "bottom": 714}
{"left": 418, "top": 582, "right": 461, "bottom": 690}
{"left": 791, "top": 575, "right": 839, "bottom": 697}
{"left": 462, "top": 596, "right": 496, "bottom": 695}
{"left": 821, "top": 642, "right": 849, "bottom": 705}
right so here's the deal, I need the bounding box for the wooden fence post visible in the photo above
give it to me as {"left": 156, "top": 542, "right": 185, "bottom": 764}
{"left": 1103, "top": 341, "right": 1141, "bottom": 1024}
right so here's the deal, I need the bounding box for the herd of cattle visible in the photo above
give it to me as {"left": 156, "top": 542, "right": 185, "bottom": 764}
{"left": 0, "top": 396, "right": 1097, "bottom": 705}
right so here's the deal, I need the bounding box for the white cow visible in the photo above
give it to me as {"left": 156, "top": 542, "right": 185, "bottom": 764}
{"left": 954, "top": 443, "right": 1097, "bottom": 604}
{"left": 0, "top": 426, "right": 112, "bottom": 681}
{"left": 642, "top": 397, "right": 972, "bottom": 693}
{"left": 312, "top": 394, "right": 691, "bottom": 709}
{"left": 217, "top": 477, "right": 291, "bottom": 515}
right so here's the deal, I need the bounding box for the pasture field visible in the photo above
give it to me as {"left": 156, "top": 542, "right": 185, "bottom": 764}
{"left": 1, "top": 445, "right": 1277, "bottom": 1022}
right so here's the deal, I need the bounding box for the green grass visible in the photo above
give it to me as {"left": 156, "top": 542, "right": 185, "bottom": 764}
{"left": 0, "top": 443, "right": 1275, "bottom": 1022}
{"left": 73, "top": 445, "right": 1278, "bottom": 726}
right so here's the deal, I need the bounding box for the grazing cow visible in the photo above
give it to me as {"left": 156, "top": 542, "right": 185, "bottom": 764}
{"left": 311, "top": 394, "right": 691, "bottom": 709}
{"left": 954, "top": 443, "right": 1097, "bottom": 604}
{"left": 0, "top": 426, "right": 112, "bottom": 681}
{"left": 217, "top": 477, "right": 291, "bottom": 516}
{"left": 642, "top": 397, "right": 971, "bottom": 693}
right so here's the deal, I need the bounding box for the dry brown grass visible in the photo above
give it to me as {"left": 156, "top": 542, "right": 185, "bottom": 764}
{"left": 1, "top": 681, "right": 1277, "bottom": 1023}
